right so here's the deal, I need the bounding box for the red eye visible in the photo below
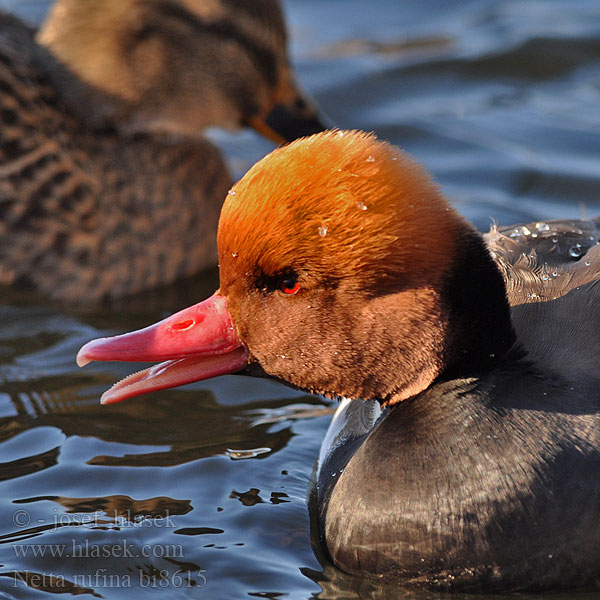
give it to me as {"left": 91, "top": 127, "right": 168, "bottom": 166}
{"left": 280, "top": 276, "right": 300, "bottom": 295}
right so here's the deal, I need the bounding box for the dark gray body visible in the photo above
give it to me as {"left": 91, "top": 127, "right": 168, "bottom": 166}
{"left": 317, "top": 219, "right": 600, "bottom": 591}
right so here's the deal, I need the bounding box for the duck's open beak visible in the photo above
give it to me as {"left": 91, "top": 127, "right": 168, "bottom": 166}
{"left": 76, "top": 295, "right": 249, "bottom": 405}
{"left": 249, "top": 81, "right": 330, "bottom": 144}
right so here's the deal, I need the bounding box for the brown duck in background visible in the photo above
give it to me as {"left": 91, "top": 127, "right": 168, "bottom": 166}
{"left": 0, "top": 0, "right": 326, "bottom": 302}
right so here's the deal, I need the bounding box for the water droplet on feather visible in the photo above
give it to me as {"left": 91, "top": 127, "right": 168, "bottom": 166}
{"left": 569, "top": 246, "right": 583, "bottom": 258}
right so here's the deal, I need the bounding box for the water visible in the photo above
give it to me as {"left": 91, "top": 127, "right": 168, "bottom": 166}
{"left": 0, "top": 0, "right": 600, "bottom": 598}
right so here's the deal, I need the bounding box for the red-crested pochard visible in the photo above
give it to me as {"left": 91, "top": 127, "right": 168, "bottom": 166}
{"left": 77, "top": 130, "right": 600, "bottom": 591}
{"left": 0, "top": 0, "right": 326, "bottom": 302}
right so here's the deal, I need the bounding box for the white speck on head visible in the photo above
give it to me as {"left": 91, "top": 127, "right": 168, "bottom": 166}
{"left": 227, "top": 189, "right": 236, "bottom": 196}
{"left": 366, "top": 155, "right": 375, "bottom": 163}
{"left": 356, "top": 201, "right": 368, "bottom": 211}
{"left": 318, "top": 225, "right": 328, "bottom": 238}
{"left": 231, "top": 251, "right": 238, "bottom": 258}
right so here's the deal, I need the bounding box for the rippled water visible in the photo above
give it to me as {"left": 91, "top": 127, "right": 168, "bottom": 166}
{"left": 0, "top": 1, "right": 599, "bottom": 598}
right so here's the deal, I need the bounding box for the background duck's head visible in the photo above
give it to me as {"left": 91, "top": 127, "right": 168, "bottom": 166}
{"left": 38, "top": 0, "right": 326, "bottom": 142}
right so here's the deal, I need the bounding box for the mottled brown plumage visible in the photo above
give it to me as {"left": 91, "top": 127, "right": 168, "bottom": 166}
{"left": 0, "top": 0, "right": 325, "bottom": 302}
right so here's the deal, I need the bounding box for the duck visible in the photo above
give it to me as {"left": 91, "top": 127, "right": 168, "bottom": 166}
{"left": 0, "top": 0, "right": 326, "bottom": 302}
{"left": 76, "top": 130, "right": 600, "bottom": 592}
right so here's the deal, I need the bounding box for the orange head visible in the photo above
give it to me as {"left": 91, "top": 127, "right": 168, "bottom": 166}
{"left": 219, "top": 130, "right": 458, "bottom": 292}
{"left": 78, "top": 130, "right": 515, "bottom": 406}
{"left": 216, "top": 130, "right": 514, "bottom": 403}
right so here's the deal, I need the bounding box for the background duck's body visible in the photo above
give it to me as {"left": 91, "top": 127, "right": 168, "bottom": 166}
{"left": 0, "top": 1, "right": 325, "bottom": 303}
{"left": 0, "top": 12, "right": 228, "bottom": 302}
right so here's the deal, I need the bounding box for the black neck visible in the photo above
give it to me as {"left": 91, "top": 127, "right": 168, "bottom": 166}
{"left": 442, "top": 226, "right": 520, "bottom": 379}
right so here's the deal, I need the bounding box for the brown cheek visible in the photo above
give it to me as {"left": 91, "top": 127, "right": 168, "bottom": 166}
{"left": 223, "top": 283, "right": 255, "bottom": 342}
{"left": 230, "top": 289, "right": 324, "bottom": 379}
{"left": 243, "top": 297, "right": 309, "bottom": 368}
{"left": 259, "top": 291, "right": 358, "bottom": 395}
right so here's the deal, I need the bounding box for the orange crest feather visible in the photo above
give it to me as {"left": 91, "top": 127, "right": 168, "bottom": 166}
{"left": 218, "top": 130, "right": 464, "bottom": 290}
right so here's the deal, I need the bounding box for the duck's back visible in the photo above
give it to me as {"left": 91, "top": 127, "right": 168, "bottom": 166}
{"left": 0, "top": 13, "right": 230, "bottom": 302}
{"left": 486, "top": 218, "right": 600, "bottom": 385}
